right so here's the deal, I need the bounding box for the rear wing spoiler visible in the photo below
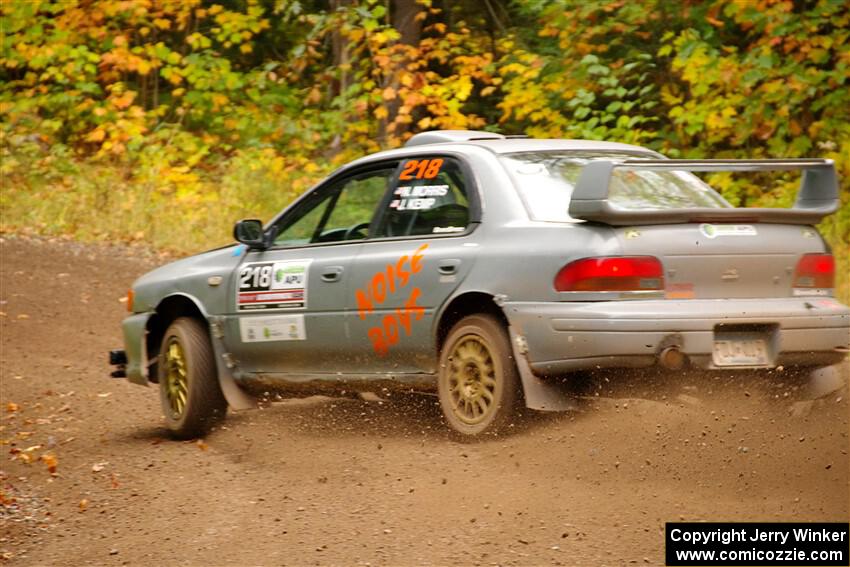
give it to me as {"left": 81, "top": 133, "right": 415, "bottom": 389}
{"left": 568, "top": 159, "right": 839, "bottom": 226}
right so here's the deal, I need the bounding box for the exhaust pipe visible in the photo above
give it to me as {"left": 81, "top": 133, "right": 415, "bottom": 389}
{"left": 658, "top": 346, "right": 687, "bottom": 371}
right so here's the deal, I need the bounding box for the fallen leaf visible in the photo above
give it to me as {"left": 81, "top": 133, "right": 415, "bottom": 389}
{"left": 23, "top": 445, "right": 43, "bottom": 453}
{"left": 92, "top": 462, "right": 107, "bottom": 473}
{"left": 110, "top": 474, "right": 120, "bottom": 489}
{"left": 97, "top": 392, "right": 112, "bottom": 398}
{"left": 40, "top": 453, "right": 58, "bottom": 474}
{"left": 16, "top": 314, "right": 29, "bottom": 320}
{"left": 79, "top": 499, "right": 88, "bottom": 512}
{"left": 5, "top": 403, "right": 18, "bottom": 413}
{"left": 196, "top": 440, "right": 208, "bottom": 451}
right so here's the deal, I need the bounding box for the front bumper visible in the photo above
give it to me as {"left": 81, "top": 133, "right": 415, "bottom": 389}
{"left": 117, "top": 312, "right": 152, "bottom": 385}
{"left": 504, "top": 297, "right": 850, "bottom": 376}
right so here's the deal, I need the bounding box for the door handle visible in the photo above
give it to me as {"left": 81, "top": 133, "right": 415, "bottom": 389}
{"left": 438, "top": 259, "right": 460, "bottom": 275}
{"left": 321, "top": 266, "right": 344, "bottom": 282}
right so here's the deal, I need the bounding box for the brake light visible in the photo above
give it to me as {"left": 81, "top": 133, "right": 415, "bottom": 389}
{"left": 554, "top": 256, "right": 664, "bottom": 292}
{"left": 793, "top": 253, "right": 834, "bottom": 289}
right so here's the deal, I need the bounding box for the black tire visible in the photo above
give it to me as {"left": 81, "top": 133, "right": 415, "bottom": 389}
{"left": 158, "top": 317, "right": 228, "bottom": 439}
{"left": 438, "top": 314, "right": 522, "bottom": 437}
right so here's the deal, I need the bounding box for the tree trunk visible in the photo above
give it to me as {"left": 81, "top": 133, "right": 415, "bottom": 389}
{"left": 378, "top": 0, "right": 424, "bottom": 142}
{"left": 330, "top": 0, "right": 353, "bottom": 101}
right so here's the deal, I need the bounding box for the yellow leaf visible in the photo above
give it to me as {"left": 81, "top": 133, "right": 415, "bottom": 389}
{"left": 374, "top": 106, "right": 389, "bottom": 120}
{"left": 240, "top": 43, "right": 253, "bottom": 54}
{"left": 382, "top": 86, "right": 396, "bottom": 101}
{"left": 40, "top": 453, "right": 58, "bottom": 475}
{"left": 153, "top": 18, "right": 171, "bottom": 30}
{"left": 86, "top": 128, "right": 106, "bottom": 142}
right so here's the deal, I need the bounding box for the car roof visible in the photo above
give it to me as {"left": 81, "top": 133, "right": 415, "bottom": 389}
{"left": 346, "top": 134, "right": 661, "bottom": 169}
{"left": 455, "top": 138, "right": 661, "bottom": 155}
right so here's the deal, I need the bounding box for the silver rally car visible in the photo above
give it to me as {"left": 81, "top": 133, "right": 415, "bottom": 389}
{"left": 110, "top": 130, "right": 850, "bottom": 438}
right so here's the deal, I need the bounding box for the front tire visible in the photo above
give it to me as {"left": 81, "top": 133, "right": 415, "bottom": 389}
{"left": 438, "top": 314, "right": 522, "bottom": 437}
{"left": 158, "top": 317, "right": 228, "bottom": 439}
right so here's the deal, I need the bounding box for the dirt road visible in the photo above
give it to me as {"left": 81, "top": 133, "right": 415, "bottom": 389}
{"left": 1, "top": 235, "right": 847, "bottom": 566}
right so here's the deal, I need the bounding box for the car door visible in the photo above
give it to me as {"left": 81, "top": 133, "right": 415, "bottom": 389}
{"left": 224, "top": 164, "right": 397, "bottom": 375}
{"left": 347, "top": 155, "right": 481, "bottom": 374}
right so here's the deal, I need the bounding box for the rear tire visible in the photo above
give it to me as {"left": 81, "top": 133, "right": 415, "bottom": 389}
{"left": 438, "top": 314, "right": 522, "bottom": 437}
{"left": 158, "top": 317, "right": 228, "bottom": 439}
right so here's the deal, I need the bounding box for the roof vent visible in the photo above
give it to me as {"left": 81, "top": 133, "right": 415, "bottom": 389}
{"left": 404, "top": 130, "right": 506, "bottom": 147}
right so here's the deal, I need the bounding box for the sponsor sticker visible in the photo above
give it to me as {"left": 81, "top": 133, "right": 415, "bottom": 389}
{"left": 699, "top": 224, "right": 758, "bottom": 239}
{"left": 239, "top": 315, "right": 306, "bottom": 342}
{"left": 666, "top": 283, "right": 696, "bottom": 299}
{"left": 237, "top": 259, "right": 312, "bottom": 311}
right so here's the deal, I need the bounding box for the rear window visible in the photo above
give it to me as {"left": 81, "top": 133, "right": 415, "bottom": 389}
{"left": 500, "top": 151, "right": 730, "bottom": 222}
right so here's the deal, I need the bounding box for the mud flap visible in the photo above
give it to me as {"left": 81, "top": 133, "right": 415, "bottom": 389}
{"left": 509, "top": 326, "right": 577, "bottom": 412}
{"left": 208, "top": 317, "right": 256, "bottom": 411}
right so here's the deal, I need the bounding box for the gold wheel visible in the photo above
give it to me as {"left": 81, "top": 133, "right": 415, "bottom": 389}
{"left": 163, "top": 337, "right": 189, "bottom": 418}
{"left": 438, "top": 314, "right": 521, "bottom": 437}
{"left": 158, "top": 317, "right": 228, "bottom": 439}
{"left": 447, "top": 335, "right": 498, "bottom": 425}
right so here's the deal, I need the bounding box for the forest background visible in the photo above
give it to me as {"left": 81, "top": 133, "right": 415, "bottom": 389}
{"left": 1, "top": 0, "right": 848, "bottom": 301}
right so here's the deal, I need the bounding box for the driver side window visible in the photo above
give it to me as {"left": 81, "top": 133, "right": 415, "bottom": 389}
{"left": 274, "top": 167, "right": 396, "bottom": 247}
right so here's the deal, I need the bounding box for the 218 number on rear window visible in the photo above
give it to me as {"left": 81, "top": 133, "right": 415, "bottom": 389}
{"left": 399, "top": 158, "right": 444, "bottom": 180}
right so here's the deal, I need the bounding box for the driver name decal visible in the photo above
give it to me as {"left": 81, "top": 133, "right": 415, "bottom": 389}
{"left": 237, "top": 259, "right": 312, "bottom": 311}
{"left": 355, "top": 244, "right": 428, "bottom": 356}
{"left": 389, "top": 184, "right": 449, "bottom": 211}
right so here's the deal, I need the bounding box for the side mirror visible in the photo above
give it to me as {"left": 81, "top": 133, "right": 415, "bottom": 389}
{"left": 233, "top": 219, "right": 268, "bottom": 249}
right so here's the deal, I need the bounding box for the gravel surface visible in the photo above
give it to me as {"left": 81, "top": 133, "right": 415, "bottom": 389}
{"left": 1, "top": 235, "right": 847, "bottom": 566}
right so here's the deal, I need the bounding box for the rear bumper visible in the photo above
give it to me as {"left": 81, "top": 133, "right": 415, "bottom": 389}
{"left": 504, "top": 297, "right": 850, "bottom": 375}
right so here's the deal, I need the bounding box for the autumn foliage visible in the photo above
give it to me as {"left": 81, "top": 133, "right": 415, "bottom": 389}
{"left": 1, "top": 0, "right": 848, "bottom": 296}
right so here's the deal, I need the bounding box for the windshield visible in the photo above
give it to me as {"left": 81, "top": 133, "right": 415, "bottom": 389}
{"left": 500, "top": 151, "right": 730, "bottom": 222}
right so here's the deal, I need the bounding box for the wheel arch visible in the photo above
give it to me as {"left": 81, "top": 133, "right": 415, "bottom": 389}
{"left": 145, "top": 293, "right": 209, "bottom": 382}
{"left": 435, "top": 291, "right": 510, "bottom": 355}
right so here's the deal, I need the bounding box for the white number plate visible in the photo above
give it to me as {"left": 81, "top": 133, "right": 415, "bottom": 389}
{"left": 712, "top": 338, "right": 769, "bottom": 367}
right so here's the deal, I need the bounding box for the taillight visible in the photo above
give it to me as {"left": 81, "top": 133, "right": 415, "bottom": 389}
{"left": 554, "top": 256, "right": 664, "bottom": 292}
{"left": 126, "top": 289, "right": 135, "bottom": 312}
{"left": 793, "top": 253, "right": 834, "bottom": 290}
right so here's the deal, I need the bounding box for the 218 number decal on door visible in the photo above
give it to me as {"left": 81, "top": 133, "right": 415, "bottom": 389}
{"left": 236, "top": 260, "right": 311, "bottom": 311}
{"left": 239, "top": 264, "right": 273, "bottom": 291}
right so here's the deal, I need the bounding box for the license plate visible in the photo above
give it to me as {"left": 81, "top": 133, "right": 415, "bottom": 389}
{"left": 712, "top": 338, "right": 769, "bottom": 367}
